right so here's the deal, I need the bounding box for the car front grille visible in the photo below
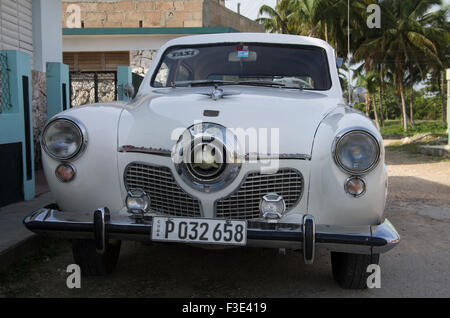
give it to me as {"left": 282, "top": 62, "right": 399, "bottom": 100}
{"left": 124, "top": 162, "right": 202, "bottom": 217}
{"left": 215, "top": 169, "right": 304, "bottom": 220}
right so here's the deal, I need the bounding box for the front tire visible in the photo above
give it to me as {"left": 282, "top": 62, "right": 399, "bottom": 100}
{"left": 72, "top": 239, "right": 121, "bottom": 276}
{"left": 331, "top": 252, "right": 380, "bottom": 289}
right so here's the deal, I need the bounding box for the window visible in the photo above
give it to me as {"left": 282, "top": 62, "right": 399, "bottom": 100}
{"left": 151, "top": 43, "right": 332, "bottom": 90}
{"left": 154, "top": 62, "right": 169, "bottom": 87}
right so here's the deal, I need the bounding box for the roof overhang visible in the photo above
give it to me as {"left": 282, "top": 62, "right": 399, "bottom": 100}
{"left": 63, "top": 27, "right": 239, "bottom": 36}
{"left": 62, "top": 27, "right": 240, "bottom": 52}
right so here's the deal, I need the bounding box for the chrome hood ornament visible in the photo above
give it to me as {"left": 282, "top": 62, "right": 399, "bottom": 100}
{"left": 200, "top": 85, "right": 240, "bottom": 101}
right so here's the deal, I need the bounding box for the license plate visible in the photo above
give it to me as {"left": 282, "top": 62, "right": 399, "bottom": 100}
{"left": 151, "top": 216, "right": 247, "bottom": 246}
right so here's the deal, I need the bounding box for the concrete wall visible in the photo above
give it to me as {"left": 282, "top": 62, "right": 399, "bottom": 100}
{"left": 62, "top": 0, "right": 207, "bottom": 28}
{"left": 31, "top": 70, "right": 46, "bottom": 169}
{"left": 61, "top": 0, "right": 263, "bottom": 31}
{"left": 203, "top": 0, "right": 264, "bottom": 32}
{"left": 32, "top": 0, "right": 63, "bottom": 72}
{"left": 131, "top": 49, "right": 157, "bottom": 76}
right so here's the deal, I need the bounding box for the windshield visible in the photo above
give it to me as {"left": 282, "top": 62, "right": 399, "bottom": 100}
{"left": 151, "top": 43, "right": 332, "bottom": 90}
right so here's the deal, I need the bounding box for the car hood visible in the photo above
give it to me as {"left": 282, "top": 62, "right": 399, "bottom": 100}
{"left": 118, "top": 86, "right": 342, "bottom": 156}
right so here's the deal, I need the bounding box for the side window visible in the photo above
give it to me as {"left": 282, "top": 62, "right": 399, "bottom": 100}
{"left": 175, "top": 64, "right": 192, "bottom": 82}
{"left": 154, "top": 62, "right": 169, "bottom": 87}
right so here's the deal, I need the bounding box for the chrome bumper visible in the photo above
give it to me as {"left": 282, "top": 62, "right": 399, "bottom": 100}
{"left": 23, "top": 206, "right": 400, "bottom": 257}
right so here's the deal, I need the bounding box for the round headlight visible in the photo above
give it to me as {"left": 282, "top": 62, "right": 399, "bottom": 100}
{"left": 334, "top": 130, "right": 380, "bottom": 174}
{"left": 42, "top": 117, "right": 85, "bottom": 160}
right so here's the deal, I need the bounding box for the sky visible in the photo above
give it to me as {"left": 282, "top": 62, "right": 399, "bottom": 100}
{"left": 225, "top": 0, "right": 450, "bottom": 21}
{"left": 225, "top": 0, "right": 276, "bottom": 20}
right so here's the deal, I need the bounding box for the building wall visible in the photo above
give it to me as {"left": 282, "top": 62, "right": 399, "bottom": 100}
{"left": 61, "top": 0, "right": 263, "bottom": 31}
{"left": 60, "top": 0, "right": 263, "bottom": 107}
{"left": 131, "top": 49, "right": 157, "bottom": 76}
{"left": 32, "top": 0, "right": 63, "bottom": 72}
{"left": 62, "top": 0, "right": 206, "bottom": 28}
{"left": 0, "top": 0, "right": 33, "bottom": 61}
{"left": 0, "top": 0, "right": 63, "bottom": 170}
{"left": 203, "top": 0, "right": 264, "bottom": 32}
{"left": 31, "top": 69, "right": 46, "bottom": 169}
{"left": 63, "top": 51, "right": 130, "bottom": 71}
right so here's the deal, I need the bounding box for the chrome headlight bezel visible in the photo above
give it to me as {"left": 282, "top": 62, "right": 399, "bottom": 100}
{"left": 41, "top": 116, "right": 88, "bottom": 161}
{"left": 172, "top": 123, "right": 242, "bottom": 193}
{"left": 332, "top": 128, "right": 381, "bottom": 175}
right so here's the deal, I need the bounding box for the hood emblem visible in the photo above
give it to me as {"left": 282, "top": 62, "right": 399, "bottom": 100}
{"left": 200, "top": 85, "right": 240, "bottom": 101}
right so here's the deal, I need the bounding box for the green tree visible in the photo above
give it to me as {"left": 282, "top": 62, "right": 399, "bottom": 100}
{"left": 356, "top": 69, "right": 382, "bottom": 129}
{"left": 256, "top": 0, "right": 298, "bottom": 34}
{"left": 421, "top": 6, "right": 450, "bottom": 123}
{"left": 354, "top": 0, "right": 444, "bottom": 133}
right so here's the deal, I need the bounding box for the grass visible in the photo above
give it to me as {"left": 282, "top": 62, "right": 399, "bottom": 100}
{"left": 381, "top": 120, "right": 448, "bottom": 160}
{"left": 385, "top": 140, "right": 425, "bottom": 154}
{"left": 381, "top": 120, "right": 447, "bottom": 138}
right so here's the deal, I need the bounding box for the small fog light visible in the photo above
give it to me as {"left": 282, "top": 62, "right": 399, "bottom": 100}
{"left": 126, "top": 189, "right": 150, "bottom": 214}
{"left": 55, "top": 163, "right": 76, "bottom": 182}
{"left": 345, "top": 177, "right": 366, "bottom": 197}
{"left": 260, "top": 193, "right": 286, "bottom": 222}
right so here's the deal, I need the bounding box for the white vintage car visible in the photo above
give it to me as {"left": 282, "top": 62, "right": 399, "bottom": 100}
{"left": 24, "top": 33, "right": 399, "bottom": 289}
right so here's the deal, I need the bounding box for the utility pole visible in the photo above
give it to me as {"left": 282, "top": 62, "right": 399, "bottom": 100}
{"left": 347, "top": 0, "right": 352, "bottom": 104}
{"left": 447, "top": 69, "right": 449, "bottom": 145}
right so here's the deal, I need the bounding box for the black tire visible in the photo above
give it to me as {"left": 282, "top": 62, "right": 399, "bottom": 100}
{"left": 331, "top": 252, "right": 380, "bottom": 289}
{"left": 72, "top": 239, "right": 121, "bottom": 276}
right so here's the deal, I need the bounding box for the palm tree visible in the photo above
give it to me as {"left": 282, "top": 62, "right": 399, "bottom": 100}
{"left": 422, "top": 6, "right": 450, "bottom": 123}
{"left": 256, "top": 0, "right": 298, "bottom": 34}
{"left": 257, "top": 0, "right": 370, "bottom": 60}
{"left": 405, "top": 63, "right": 422, "bottom": 128}
{"left": 354, "top": 0, "right": 444, "bottom": 133}
{"left": 288, "top": 0, "right": 323, "bottom": 37}
{"left": 357, "top": 70, "right": 381, "bottom": 129}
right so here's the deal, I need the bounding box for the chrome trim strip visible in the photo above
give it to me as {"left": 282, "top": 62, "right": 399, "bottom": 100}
{"left": 245, "top": 153, "right": 311, "bottom": 160}
{"left": 118, "top": 145, "right": 172, "bottom": 157}
{"left": 118, "top": 145, "right": 311, "bottom": 161}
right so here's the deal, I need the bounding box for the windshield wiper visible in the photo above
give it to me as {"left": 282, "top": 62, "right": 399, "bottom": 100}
{"left": 172, "top": 80, "right": 236, "bottom": 87}
{"left": 233, "top": 80, "right": 286, "bottom": 88}
{"left": 172, "top": 79, "right": 291, "bottom": 89}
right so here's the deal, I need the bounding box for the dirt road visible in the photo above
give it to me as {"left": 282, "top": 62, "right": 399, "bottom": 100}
{"left": 1, "top": 144, "right": 449, "bottom": 297}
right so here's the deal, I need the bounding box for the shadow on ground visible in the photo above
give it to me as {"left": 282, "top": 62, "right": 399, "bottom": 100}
{"left": 1, "top": 166, "right": 449, "bottom": 298}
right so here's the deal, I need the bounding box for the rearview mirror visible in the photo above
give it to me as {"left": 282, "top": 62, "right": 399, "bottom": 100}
{"left": 228, "top": 51, "right": 258, "bottom": 62}
{"left": 124, "top": 83, "right": 135, "bottom": 99}
{"left": 352, "top": 86, "right": 368, "bottom": 104}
